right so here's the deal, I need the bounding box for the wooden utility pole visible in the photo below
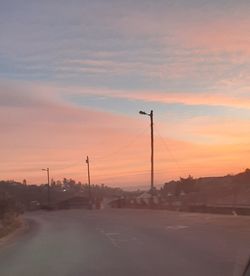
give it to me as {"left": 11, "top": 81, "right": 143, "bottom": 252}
{"left": 86, "top": 156, "right": 92, "bottom": 202}
{"left": 139, "top": 110, "right": 155, "bottom": 194}
{"left": 42, "top": 168, "right": 50, "bottom": 205}
{"left": 150, "top": 110, "right": 154, "bottom": 193}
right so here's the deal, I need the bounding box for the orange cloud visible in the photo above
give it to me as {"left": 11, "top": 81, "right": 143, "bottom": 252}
{"left": 67, "top": 86, "right": 250, "bottom": 109}
{"left": 7, "top": 81, "right": 250, "bottom": 110}
{"left": 1, "top": 81, "right": 250, "bottom": 187}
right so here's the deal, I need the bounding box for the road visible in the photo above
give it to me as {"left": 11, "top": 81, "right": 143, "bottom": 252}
{"left": 0, "top": 209, "right": 250, "bottom": 276}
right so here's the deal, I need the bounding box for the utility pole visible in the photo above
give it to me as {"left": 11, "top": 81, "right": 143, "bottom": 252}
{"left": 139, "top": 110, "right": 154, "bottom": 194}
{"left": 150, "top": 110, "right": 154, "bottom": 193}
{"left": 42, "top": 168, "right": 50, "bottom": 205}
{"left": 86, "top": 156, "right": 92, "bottom": 203}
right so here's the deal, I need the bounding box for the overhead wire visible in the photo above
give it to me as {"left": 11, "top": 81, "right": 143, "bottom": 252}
{"left": 93, "top": 126, "right": 149, "bottom": 161}
{"left": 154, "top": 123, "right": 187, "bottom": 178}
{"left": 5, "top": 120, "right": 190, "bottom": 184}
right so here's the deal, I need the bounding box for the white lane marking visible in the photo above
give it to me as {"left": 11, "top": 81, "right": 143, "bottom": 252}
{"left": 96, "top": 229, "right": 121, "bottom": 248}
{"left": 104, "top": 233, "right": 120, "bottom": 248}
{"left": 165, "top": 225, "right": 189, "bottom": 230}
{"left": 105, "top": 232, "right": 120, "bottom": 236}
{"left": 97, "top": 228, "right": 140, "bottom": 248}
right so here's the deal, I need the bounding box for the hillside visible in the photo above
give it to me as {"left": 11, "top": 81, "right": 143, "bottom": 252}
{"left": 161, "top": 169, "right": 250, "bottom": 206}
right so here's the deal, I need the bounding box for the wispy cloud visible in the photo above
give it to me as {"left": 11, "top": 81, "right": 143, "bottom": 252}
{"left": 1, "top": 1, "right": 250, "bottom": 184}
{"left": 1, "top": 0, "right": 249, "bottom": 90}
{"left": 60, "top": 85, "right": 250, "bottom": 110}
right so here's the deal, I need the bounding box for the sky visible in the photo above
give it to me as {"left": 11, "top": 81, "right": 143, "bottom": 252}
{"left": 1, "top": 0, "right": 250, "bottom": 188}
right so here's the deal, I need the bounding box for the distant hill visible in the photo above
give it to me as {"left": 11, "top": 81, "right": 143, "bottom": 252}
{"left": 161, "top": 169, "right": 250, "bottom": 206}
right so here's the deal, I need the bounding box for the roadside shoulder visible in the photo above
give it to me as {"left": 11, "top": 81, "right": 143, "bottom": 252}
{"left": 0, "top": 216, "right": 29, "bottom": 246}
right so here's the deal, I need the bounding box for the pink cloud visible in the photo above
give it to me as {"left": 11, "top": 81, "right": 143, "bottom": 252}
{"left": 67, "top": 86, "right": 250, "bottom": 109}
{"left": 1, "top": 81, "right": 250, "bottom": 186}
{"left": 117, "top": 7, "right": 250, "bottom": 56}
{"left": 11, "top": 81, "right": 250, "bottom": 110}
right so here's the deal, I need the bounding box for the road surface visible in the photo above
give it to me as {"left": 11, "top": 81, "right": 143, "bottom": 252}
{"left": 0, "top": 209, "right": 250, "bottom": 276}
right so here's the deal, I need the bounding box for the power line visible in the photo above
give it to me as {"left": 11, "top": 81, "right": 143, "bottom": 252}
{"left": 93, "top": 127, "right": 149, "bottom": 161}
{"left": 154, "top": 123, "right": 187, "bottom": 178}
{"left": 95, "top": 170, "right": 150, "bottom": 181}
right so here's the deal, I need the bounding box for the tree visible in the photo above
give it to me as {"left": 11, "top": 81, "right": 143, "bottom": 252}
{"left": 180, "top": 175, "right": 196, "bottom": 193}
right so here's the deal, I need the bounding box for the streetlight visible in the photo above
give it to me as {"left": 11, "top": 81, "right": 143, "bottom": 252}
{"left": 139, "top": 110, "right": 154, "bottom": 194}
{"left": 42, "top": 168, "right": 50, "bottom": 206}
{"left": 85, "top": 156, "right": 92, "bottom": 206}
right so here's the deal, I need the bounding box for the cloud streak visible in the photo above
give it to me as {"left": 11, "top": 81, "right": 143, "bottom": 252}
{"left": 1, "top": 1, "right": 250, "bottom": 185}
{"left": 62, "top": 85, "right": 250, "bottom": 110}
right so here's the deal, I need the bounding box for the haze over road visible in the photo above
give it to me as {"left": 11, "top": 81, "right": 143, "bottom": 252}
{"left": 0, "top": 209, "right": 250, "bottom": 276}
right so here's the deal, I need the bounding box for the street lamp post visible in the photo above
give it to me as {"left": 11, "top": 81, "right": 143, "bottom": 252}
{"left": 86, "top": 156, "right": 92, "bottom": 205}
{"left": 139, "top": 110, "right": 154, "bottom": 194}
{"left": 42, "top": 168, "right": 50, "bottom": 206}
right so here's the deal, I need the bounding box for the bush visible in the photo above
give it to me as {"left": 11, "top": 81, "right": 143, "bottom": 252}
{"left": 0, "top": 197, "right": 21, "bottom": 238}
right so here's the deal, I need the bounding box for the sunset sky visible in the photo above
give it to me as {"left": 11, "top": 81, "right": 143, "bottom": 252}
{"left": 1, "top": 0, "right": 250, "bottom": 188}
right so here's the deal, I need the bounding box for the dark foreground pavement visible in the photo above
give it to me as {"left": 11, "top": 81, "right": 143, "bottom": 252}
{"left": 0, "top": 209, "right": 250, "bottom": 276}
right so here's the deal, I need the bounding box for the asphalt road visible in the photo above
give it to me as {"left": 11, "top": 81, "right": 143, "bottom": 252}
{"left": 0, "top": 209, "right": 250, "bottom": 276}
